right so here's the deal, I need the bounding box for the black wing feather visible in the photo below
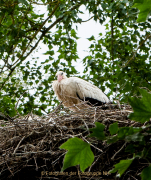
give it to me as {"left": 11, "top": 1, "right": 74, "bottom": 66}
{"left": 76, "top": 93, "right": 105, "bottom": 106}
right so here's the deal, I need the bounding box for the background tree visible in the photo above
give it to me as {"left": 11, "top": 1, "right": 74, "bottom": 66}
{"left": 0, "top": 0, "right": 151, "bottom": 116}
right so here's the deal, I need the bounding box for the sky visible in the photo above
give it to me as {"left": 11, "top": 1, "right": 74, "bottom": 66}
{"left": 73, "top": 5, "right": 106, "bottom": 74}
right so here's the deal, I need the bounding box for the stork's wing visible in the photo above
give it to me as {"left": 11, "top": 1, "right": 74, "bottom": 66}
{"left": 70, "top": 77, "right": 110, "bottom": 105}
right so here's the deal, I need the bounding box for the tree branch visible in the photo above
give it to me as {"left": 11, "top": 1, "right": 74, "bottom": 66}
{"left": 123, "top": 33, "right": 151, "bottom": 68}
{"left": 0, "top": 1, "right": 82, "bottom": 90}
{"left": 81, "top": 16, "right": 94, "bottom": 22}
{"left": 12, "top": 1, "right": 61, "bottom": 69}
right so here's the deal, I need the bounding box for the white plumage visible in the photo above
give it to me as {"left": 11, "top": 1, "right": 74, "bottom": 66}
{"left": 52, "top": 71, "right": 110, "bottom": 111}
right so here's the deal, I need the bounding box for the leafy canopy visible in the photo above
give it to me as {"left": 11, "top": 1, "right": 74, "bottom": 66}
{"left": 133, "top": 0, "right": 151, "bottom": 22}
{"left": 0, "top": 0, "right": 151, "bottom": 116}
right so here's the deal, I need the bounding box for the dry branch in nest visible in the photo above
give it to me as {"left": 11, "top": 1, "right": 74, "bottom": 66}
{"left": 0, "top": 104, "right": 143, "bottom": 180}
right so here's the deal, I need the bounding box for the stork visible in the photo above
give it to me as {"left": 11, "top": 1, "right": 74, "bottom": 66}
{"left": 52, "top": 71, "right": 110, "bottom": 111}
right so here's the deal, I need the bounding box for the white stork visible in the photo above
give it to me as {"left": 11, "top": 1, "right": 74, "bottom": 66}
{"left": 52, "top": 71, "right": 110, "bottom": 111}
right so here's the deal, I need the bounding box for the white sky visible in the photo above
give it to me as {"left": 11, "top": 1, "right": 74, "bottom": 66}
{"left": 73, "top": 6, "right": 106, "bottom": 74}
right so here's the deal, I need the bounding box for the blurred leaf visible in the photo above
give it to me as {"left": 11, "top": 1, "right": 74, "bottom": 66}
{"left": 128, "top": 89, "right": 151, "bottom": 123}
{"left": 18, "top": 0, "right": 28, "bottom": 5}
{"left": 89, "top": 122, "right": 106, "bottom": 140}
{"left": 133, "top": 0, "right": 151, "bottom": 22}
{"left": 109, "top": 157, "right": 134, "bottom": 177}
{"left": 109, "top": 122, "right": 119, "bottom": 135}
{"left": 141, "top": 165, "right": 151, "bottom": 180}
{"left": 125, "top": 132, "right": 144, "bottom": 142}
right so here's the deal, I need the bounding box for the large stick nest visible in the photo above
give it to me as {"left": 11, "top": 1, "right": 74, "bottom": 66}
{"left": 0, "top": 104, "right": 144, "bottom": 180}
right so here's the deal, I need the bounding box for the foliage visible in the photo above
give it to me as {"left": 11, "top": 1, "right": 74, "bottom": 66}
{"left": 141, "top": 165, "right": 151, "bottom": 180}
{"left": 1, "top": 0, "right": 151, "bottom": 178}
{"left": 109, "top": 158, "right": 134, "bottom": 177}
{"left": 0, "top": 0, "right": 81, "bottom": 115}
{"left": 133, "top": 0, "right": 151, "bottom": 22}
{"left": 60, "top": 89, "right": 151, "bottom": 178}
{"left": 89, "top": 122, "right": 106, "bottom": 140}
{"left": 128, "top": 88, "right": 151, "bottom": 123}
{"left": 60, "top": 137, "right": 94, "bottom": 172}
{"left": 0, "top": 0, "right": 151, "bottom": 116}
{"left": 83, "top": 0, "right": 151, "bottom": 102}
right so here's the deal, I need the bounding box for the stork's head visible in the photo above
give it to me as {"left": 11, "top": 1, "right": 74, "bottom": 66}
{"left": 55, "top": 71, "right": 67, "bottom": 82}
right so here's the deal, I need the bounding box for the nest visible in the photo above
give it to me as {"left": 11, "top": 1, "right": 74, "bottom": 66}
{"left": 0, "top": 104, "right": 144, "bottom": 180}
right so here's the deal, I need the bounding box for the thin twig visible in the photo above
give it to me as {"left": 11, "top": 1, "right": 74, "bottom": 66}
{"left": 82, "top": 137, "right": 103, "bottom": 153}
{"left": 51, "top": 152, "right": 66, "bottom": 165}
{"left": 123, "top": 33, "right": 151, "bottom": 68}
{"left": 15, "top": 90, "right": 28, "bottom": 116}
{"left": 82, "top": 16, "right": 94, "bottom": 22}
{"left": 111, "top": 142, "right": 127, "bottom": 160}
{"left": 13, "top": 136, "right": 25, "bottom": 154}
{"left": 88, "top": 154, "right": 102, "bottom": 172}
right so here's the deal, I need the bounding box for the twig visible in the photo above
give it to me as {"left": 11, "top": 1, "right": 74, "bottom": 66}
{"left": 123, "top": 33, "right": 151, "bottom": 68}
{"left": 82, "top": 16, "right": 94, "bottom": 22}
{"left": 13, "top": 136, "right": 25, "bottom": 154}
{"left": 93, "top": 107, "right": 97, "bottom": 123}
{"left": 129, "top": 175, "right": 138, "bottom": 180}
{"left": 88, "top": 154, "right": 102, "bottom": 172}
{"left": 82, "top": 137, "right": 103, "bottom": 153}
{"left": 15, "top": 90, "right": 28, "bottom": 116}
{"left": 6, "top": 161, "right": 14, "bottom": 176}
{"left": 52, "top": 102, "right": 63, "bottom": 113}
{"left": 51, "top": 152, "right": 66, "bottom": 165}
{"left": 34, "top": 157, "right": 38, "bottom": 171}
{"left": 111, "top": 142, "right": 127, "bottom": 160}
{"left": 81, "top": 118, "right": 89, "bottom": 133}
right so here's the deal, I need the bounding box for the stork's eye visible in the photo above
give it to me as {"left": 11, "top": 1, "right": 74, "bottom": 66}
{"left": 61, "top": 72, "right": 63, "bottom": 75}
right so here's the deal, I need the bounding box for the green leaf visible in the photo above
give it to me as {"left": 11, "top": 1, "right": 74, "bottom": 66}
{"left": 117, "top": 127, "right": 132, "bottom": 139}
{"left": 125, "top": 132, "right": 144, "bottom": 142}
{"left": 109, "top": 122, "right": 118, "bottom": 135}
{"left": 71, "top": 29, "right": 78, "bottom": 38}
{"left": 44, "top": 50, "right": 54, "bottom": 55}
{"left": 128, "top": 89, "right": 151, "bottom": 123}
{"left": 132, "top": 0, "right": 151, "bottom": 22}
{"left": 60, "top": 137, "right": 94, "bottom": 172}
{"left": 89, "top": 122, "right": 106, "bottom": 140}
{"left": 87, "top": 35, "right": 95, "bottom": 41}
{"left": 107, "top": 135, "right": 118, "bottom": 144}
{"left": 125, "top": 144, "right": 136, "bottom": 153}
{"left": 109, "top": 157, "right": 134, "bottom": 177}
{"left": 141, "top": 165, "right": 151, "bottom": 180}
{"left": 18, "top": 0, "right": 28, "bottom": 5}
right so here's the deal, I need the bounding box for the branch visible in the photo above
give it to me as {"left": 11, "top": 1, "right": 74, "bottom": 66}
{"left": 0, "top": 2, "right": 32, "bottom": 76}
{"left": 0, "top": 1, "right": 60, "bottom": 90}
{"left": 0, "top": 14, "right": 5, "bottom": 25}
{"left": 0, "top": 1, "right": 82, "bottom": 90}
{"left": 111, "top": 142, "right": 127, "bottom": 160}
{"left": 123, "top": 33, "right": 151, "bottom": 68}
{"left": 42, "top": 1, "right": 82, "bottom": 34}
{"left": 11, "top": 1, "right": 82, "bottom": 67}
{"left": 81, "top": 16, "right": 94, "bottom": 22}
{"left": 31, "top": 0, "right": 59, "bottom": 5}
{"left": 12, "top": 1, "right": 61, "bottom": 69}
{"left": 111, "top": 13, "right": 114, "bottom": 62}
